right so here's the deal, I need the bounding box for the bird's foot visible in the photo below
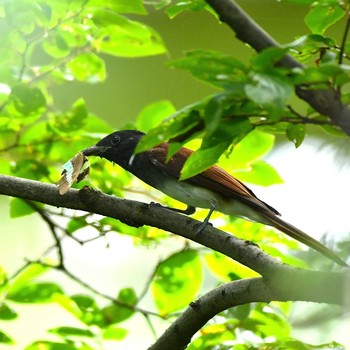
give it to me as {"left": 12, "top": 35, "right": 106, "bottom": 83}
{"left": 194, "top": 220, "right": 212, "bottom": 235}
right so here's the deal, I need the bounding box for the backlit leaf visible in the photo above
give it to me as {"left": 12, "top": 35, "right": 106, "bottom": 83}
{"left": 180, "top": 119, "right": 253, "bottom": 179}
{"left": 0, "top": 330, "right": 13, "bottom": 344}
{"left": 305, "top": 3, "right": 345, "bottom": 34}
{"left": 0, "top": 303, "right": 17, "bottom": 320}
{"left": 152, "top": 250, "right": 203, "bottom": 315}
{"left": 233, "top": 160, "right": 284, "bottom": 187}
{"left": 136, "top": 99, "right": 176, "bottom": 132}
{"left": 8, "top": 282, "right": 63, "bottom": 303}
{"left": 9, "top": 198, "right": 36, "bottom": 218}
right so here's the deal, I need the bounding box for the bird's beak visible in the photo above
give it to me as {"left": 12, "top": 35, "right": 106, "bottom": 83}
{"left": 82, "top": 145, "right": 110, "bottom": 157}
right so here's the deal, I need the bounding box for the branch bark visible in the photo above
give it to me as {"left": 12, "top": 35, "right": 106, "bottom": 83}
{"left": 1, "top": 174, "right": 349, "bottom": 349}
{"left": 205, "top": 0, "right": 350, "bottom": 135}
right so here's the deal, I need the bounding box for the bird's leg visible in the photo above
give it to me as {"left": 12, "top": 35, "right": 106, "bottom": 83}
{"left": 149, "top": 202, "right": 196, "bottom": 215}
{"left": 195, "top": 203, "right": 216, "bottom": 234}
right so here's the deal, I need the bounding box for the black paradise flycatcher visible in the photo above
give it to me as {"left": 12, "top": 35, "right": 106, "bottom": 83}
{"left": 81, "top": 130, "right": 348, "bottom": 267}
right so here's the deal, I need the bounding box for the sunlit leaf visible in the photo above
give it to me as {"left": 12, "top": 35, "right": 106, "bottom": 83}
{"left": 66, "top": 53, "right": 106, "bottom": 83}
{"left": 24, "top": 341, "right": 77, "bottom": 350}
{"left": 9, "top": 198, "right": 36, "bottom": 218}
{"left": 8, "top": 264, "right": 50, "bottom": 296}
{"left": 0, "top": 330, "right": 14, "bottom": 344}
{"left": 152, "top": 250, "right": 203, "bottom": 315}
{"left": 0, "top": 303, "right": 17, "bottom": 320}
{"left": 8, "top": 85, "right": 46, "bottom": 118}
{"left": 103, "top": 326, "right": 128, "bottom": 340}
{"left": 169, "top": 50, "right": 247, "bottom": 88}
{"left": 166, "top": 0, "right": 207, "bottom": 18}
{"left": 221, "top": 129, "right": 275, "bottom": 169}
{"left": 180, "top": 119, "right": 253, "bottom": 179}
{"left": 89, "top": 0, "right": 147, "bottom": 14}
{"left": 8, "top": 282, "right": 64, "bottom": 303}
{"left": 102, "top": 288, "right": 137, "bottom": 324}
{"left": 135, "top": 108, "right": 203, "bottom": 153}
{"left": 49, "top": 326, "right": 94, "bottom": 338}
{"left": 305, "top": 3, "right": 345, "bottom": 34}
{"left": 233, "top": 160, "right": 284, "bottom": 186}
{"left": 90, "top": 9, "right": 166, "bottom": 57}
{"left": 136, "top": 99, "right": 176, "bottom": 132}
{"left": 204, "top": 252, "right": 258, "bottom": 282}
{"left": 70, "top": 294, "right": 105, "bottom": 326}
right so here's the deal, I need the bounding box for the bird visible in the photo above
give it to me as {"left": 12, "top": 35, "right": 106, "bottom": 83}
{"left": 82, "top": 129, "right": 348, "bottom": 267}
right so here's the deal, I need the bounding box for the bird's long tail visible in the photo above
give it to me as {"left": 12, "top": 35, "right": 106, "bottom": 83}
{"left": 263, "top": 213, "right": 348, "bottom": 267}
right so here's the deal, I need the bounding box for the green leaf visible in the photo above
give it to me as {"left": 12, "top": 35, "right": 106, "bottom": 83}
{"left": 245, "top": 72, "right": 293, "bottom": 111}
{"left": 70, "top": 294, "right": 105, "bottom": 326}
{"left": 286, "top": 124, "right": 305, "bottom": 148}
{"left": 180, "top": 119, "right": 253, "bottom": 179}
{"left": 204, "top": 252, "right": 258, "bottom": 282}
{"left": 11, "top": 159, "right": 50, "bottom": 180}
{"left": 305, "top": 3, "right": 345, "bottom": 34}
{"left": 0, "top": 303, "right": 17, "bottom": 320}
{"left": 66, "top": 53, "right": 106, "bottom": 83}
{"left": 0, "top": 330, "right": 14, "bottom": 344}
{"left": 24, "top": 341, "right": 77, "bottom": 350}
{"left": 103, "top": 326, "right": 128, "bottom": 340}
{"left": 135, "top": 108, "right": 202, "bottom": 154}
{"left": 251, "top": 47, "right": 289, "bottom": 70}
{"left": 51, "top": 98, "right": 88, "bottom": 133}
{"left": 42, "top": 30, "right": 75, "bottom": 59}
{"left": 136, "top": 99, "right": 176, "bottom": 132}
{"left": 8, "top": 282, "right": 63, "bottom": 303}
{"left": 90, "top": 10, "right": 166, "bottom": 57}
{"left": 166, "top": 0, "right": 207, "bottom": 18}
{"left": 9, "top": 198, "right": 36, "bottom": 218}
{"left": 169, "top": 50, "right": 247, "bottom": 88}
{"left": 66, "top": 217, "right": 88, "bottom": 235}
{"left": 234, "top": 160, "right": 284, "bottom": 187}
{"left": 152, "top": 250, "right": 203, "bottom": 315}
{"left": 8, "top": 85, "right": 46, "bottom": 117}
{"left": 224, "top": 129, "right": 275, "bottom": 168}
{"left": 49, "top": 327, "right": 94, "bottom": 338}
{"left": 8, "top": 263, "right": 50, "bottom": 296}
{"left": 204, "top": 94, "right": 224, "bottom": 135}
{"left": 102, "top": 288, "right": 137, "bottom": 324}
{"left": 89, "top": 0, "right": 147, "bottom": 14}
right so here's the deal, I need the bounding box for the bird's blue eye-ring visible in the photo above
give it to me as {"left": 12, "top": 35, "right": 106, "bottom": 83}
{"left": 111, "top": 135, "right": 121, "bottom": 145}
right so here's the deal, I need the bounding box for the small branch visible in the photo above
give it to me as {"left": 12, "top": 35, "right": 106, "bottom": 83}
{"left": 338, "top": 13, "right": 350, "bottom": 65}
{"left": 26, "top": 201, "right": 65, "bottom": 268}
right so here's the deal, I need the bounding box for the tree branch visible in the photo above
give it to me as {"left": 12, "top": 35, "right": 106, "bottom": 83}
{"left": 1, "top": 174, "right": 349, "bottom": 349}
{"left": 205, "top": 0, "right": 350, "bottom": 135}
{"left": 149, "top": 275, "right": 348, "bottom": 350}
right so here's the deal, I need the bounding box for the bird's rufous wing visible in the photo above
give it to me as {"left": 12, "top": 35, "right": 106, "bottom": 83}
{"left": 147, "top": 143, "right": 279, "bottom": 215}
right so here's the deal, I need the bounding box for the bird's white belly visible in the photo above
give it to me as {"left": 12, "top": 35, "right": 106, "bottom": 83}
{"left": 157, "top": 179, "right": 270, "bottom": 224}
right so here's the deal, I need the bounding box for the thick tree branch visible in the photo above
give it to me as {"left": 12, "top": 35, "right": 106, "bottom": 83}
{"left": 149, "top": 275, "right": 350, "bottom": 350}
{"left": 205, "top": 0, "right": 350, "bottom": 135}
{"left": 1, "top": 174, "right": 349, "bottom": 349}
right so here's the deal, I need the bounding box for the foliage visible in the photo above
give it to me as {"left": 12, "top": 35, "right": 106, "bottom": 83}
{"left": 0, "top": 0, "right": 349, "bottom": 349}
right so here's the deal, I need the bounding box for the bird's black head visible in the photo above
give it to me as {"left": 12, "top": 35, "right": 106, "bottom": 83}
{"left": 82, "top": 130, "right": 145, "bottom": 167}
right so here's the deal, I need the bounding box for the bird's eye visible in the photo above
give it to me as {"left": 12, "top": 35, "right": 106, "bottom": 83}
{"left": 111, "top": 135, "right": 121, "bottom": 145}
